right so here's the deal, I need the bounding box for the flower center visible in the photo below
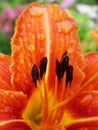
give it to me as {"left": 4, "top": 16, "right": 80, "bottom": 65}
{"left": 22, "top": 51, "right": 73, "bottom": 130}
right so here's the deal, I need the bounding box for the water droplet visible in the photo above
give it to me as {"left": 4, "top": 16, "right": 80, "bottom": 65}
{"left": 37, "top": 34, "right": 45, "bottom": 40}
{"left": 81, "top": 94, "right": 93, "bottom": 106}
{"left": 30, "top": 7, "right": 44, "bottom": 16}
{"left": 40, "top": 48, "right": 46, "bottom": 53}
{"left": 20, "top": 59, "right": 24, "bottom": 64}
{"left": 68, "top": 48, "right": 74, "bottom": 54}
{"left": 4, "top": 107, "right": 13, "bottom": 112}
{"left": 28, "top": 45, "right": 35, "bottom": 52}
{"left": 57, "top": 20, "right": 75, "bottom": 34}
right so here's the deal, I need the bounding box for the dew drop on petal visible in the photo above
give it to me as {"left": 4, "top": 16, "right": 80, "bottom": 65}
{"left": 30, "top": 7, "right": 44, "bottom": 16}
{"left": 4, "top": 107, "right": 13, "bottom": 112}
{"left": 20, "top": 59, "right": 24, "bottom": 64}
{"left": 68, "top": 48, "right": 74, "bottom": 55}
{"left": 80, "top": 94, "right": 93, "bottom": 106}
{"left": 40, "top": 48, "right": 46, "bottom": 53}
{"left": 57, "top": 20, "right": 75, "bottom": 34}
{"left": 27, "top": 44, "right": 35, "bottom": 52}
{"left": 37, "top": 33, "right": 45, "bottom": 41}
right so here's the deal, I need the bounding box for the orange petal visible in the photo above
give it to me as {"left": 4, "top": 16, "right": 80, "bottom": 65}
{"left": 84, "top": 52, "right": 98, "bottom": 90}
{"left": 90, "top": 28, "right": 98, "bottom": 43}
{"left": 66, "top": 119, "right": 98, "bottom": 130}
{"left": 0, "top": 120, "right": 32, "bottom": 130}
{"left": 11, "top": 2, "right": 85, "bottom": 95}
{"left": 66, "top": 90, "right": 98, "bottom": 119}
{"left": 0, "top": 53, "right": 11, "bottom": 90}
{"left": 0, "top": 88, "right": 27, "bottom": 121}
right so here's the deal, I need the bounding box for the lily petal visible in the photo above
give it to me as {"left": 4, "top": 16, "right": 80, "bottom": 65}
{"left": 0, "top": 120, "right": 32, "bottom": 130}
{"left": 59, "top": 90, "right": 98, "bottom": 130}
{"left": 66, "top": 118, "right": 98, "bottom": 130}
{"left": 90, "top": 28, "right": 98, "bottom": 43}
{"left": 10, "top": 2, "right": 85, "bottom": 96}
{"left": 0, "top": 88, "right": 27, "bottom": 121}
{"left": 84, "top": 52, "right": 98, "bottom": 90}
{"left": 65, "top": 90, "right": 98, "bottom": 119}
{"left": 0, "top": 53, "right": 11, "bottom": 90}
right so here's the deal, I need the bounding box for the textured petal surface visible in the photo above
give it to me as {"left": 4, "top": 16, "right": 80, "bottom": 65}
{"left": 0, "top": 53, "right": 11, "bottom": 90}
{"left": 10, "top": 2, "right": 86, "bottom": 96}
{"left": 84, "top": 52, "right": 98, "bottom": 90}
{"left": 0, "top": 88, "right": 27, "bottom": 121}
{"left": 66, "top": 119, "right": 98, "bottom": 130}
{"left": 0, "top": 120, "right": 32, "bottom": 130}
{"left": 65, "top": 91, "right": 98, "bottom": 119}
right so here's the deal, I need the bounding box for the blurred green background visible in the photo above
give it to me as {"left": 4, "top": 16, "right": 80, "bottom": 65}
{"left": 0, "top": 0, "right": 98, "bottom": 55}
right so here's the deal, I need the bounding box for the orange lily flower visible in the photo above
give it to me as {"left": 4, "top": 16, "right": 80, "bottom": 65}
{"left": 0, "top": 2, "right": 98, "bottom": 130}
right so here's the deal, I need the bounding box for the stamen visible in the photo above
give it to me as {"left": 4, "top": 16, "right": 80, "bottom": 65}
{"left": 39, "top": 57, "right": 47, "bottom": 79}
{"left": 61, "top": 51, "right": 67, "bottom": 61}
{"left": 66, "top": 65, "right": 73, "bottom": 86}
{"left": 60, "top": 55, "right": 69, "bottom": 77}
{"left": 41, "top": 75, "right": 48, "bottom": 125}
{"left": 31, "top": 52, "right": 74, "bottom": 128}
{"left": 31, "top": 64, "right": 39, "bottom": 86}
{"left": 56, "top": 59, "right": 61, "bottom": 80}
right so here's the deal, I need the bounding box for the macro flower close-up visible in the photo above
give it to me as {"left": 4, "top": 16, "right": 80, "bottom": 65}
{"left": 0, "top": 2, "right": 98, "bottom": 130}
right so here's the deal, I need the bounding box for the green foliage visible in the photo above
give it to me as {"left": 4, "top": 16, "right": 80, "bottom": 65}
{"left": 70, "top": 9, "right": 98, "bottom": 52}
{"left": 0, "top": 32, "right": 11, "bottom": 55}
{"left": 75, "top": 0, "right": 97, "bottom": 5}
{"left": 70, "top": 9, "right": 94, "bottom": 41}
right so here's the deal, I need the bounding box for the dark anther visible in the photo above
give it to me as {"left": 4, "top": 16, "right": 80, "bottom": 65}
{"left": 56, "top": 59, "right": 61, "bottom": 80}
{"left": 39, "top": 57, "right": 47, "bottom": 79}
{"left": 61, "top": 51, "right": 67, "bottom": 61}
{"left": 31, "top": 64, "right": 39, "bottom": 86}
{"left": 66, "top": 65, "right": 73, "bottom": 87}
{"left": 60, "top": 55, "right": 69, "bottom": 77}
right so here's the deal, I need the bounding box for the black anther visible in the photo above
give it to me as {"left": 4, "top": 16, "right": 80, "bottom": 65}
{"left": 61, "top": 51, "right": 67, "bottom": 61}
{"left": 66, "top": 65, "right": 73, "bottom": 87}
{"left": 39, "top": 57, "right": 47, "bottom": 79}
{"left": 56, "top": 59, "right": 61, "bottom": 80}
{"left": 31, "top": 64, "right": 39, "bottom": 86}
{"left": 60, "top": 55, "right": 69, "bottom": 77}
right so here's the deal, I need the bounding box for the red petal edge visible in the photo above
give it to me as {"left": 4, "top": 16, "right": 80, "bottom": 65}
{"left": 0, "top": 120, "right": 32, "bottom": 130}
